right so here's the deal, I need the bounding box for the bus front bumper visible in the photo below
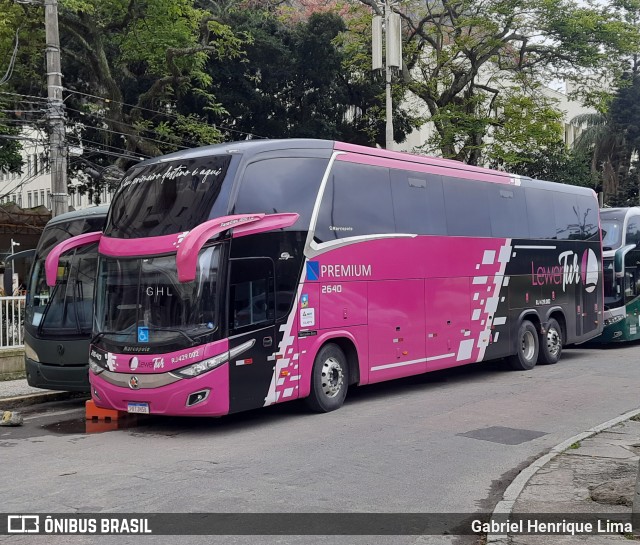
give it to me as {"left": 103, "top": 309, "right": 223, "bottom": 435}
{"left": 89, "top": 363, "right": 230, "bottom": 417}
{"left": 25, "top": 358, "right": 90, "bottom": 392}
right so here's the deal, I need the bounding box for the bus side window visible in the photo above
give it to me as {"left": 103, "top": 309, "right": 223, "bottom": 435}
{"left": 390, "top": 169, "right": 446, "bottom": 235}
{"left": 442, "top": 177, "right": 491, "bottom": 237}
{"left": 315, "top": 161, "right": 395, "bottom": 242}
{"left": 488, "top": 184, "right": 529, "bottom": 238}
{"left": 525, "top": 188, "right": 557, "bottom": 239}
{"left": 229, "top": 258, "right": 275, "bottom": 332}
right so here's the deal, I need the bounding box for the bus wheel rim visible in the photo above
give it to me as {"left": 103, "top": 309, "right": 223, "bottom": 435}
{"left": 546, "top": 328, "right": 560, "bottom": 357}
{"left": 321, "top": 357, "right": 344, "bottom": 398}
{"left": 522, "top": 330, "right": 536, "bottom": 361}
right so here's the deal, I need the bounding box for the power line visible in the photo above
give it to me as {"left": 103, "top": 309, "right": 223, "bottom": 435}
{"left": 0, "top": 28, "right": 20, "bottom": 86}
{"left": 0, "top": 91, "right": 49, "bottom": 104}
{"left": 64, "top": 88, "right": 266, "bottom": 140}
{"left": 65, "top": 107, "right": 192, "bottom": 150}
{"left": 66, "top": 134, "right": 152, "bottom": 160}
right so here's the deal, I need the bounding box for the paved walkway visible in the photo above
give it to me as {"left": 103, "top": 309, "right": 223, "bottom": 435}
{"left": 0, "top": 377, "right": 82, "bottom": 409}
{"left": 488, "top": 412, "right": 640, "bottom": 544}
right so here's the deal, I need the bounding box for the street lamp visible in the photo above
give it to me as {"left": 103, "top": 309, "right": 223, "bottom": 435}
{"left": 372, "top": 0, "right": 402, "bottom": 150}
{"left": 10, "top": 239, "right": 20, "bottom": 294}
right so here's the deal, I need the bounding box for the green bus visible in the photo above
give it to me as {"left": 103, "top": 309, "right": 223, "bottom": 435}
{"left": 599, "top": 207, "right": 640, "bottom": 343}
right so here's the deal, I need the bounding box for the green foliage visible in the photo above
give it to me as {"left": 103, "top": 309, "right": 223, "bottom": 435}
{"left": 0, "top": 125, "right": 22, "bottom": 174}
{"left": 488, "top": 89, "right": 565, "bottom": 167}
{"left": 361, "top": 0, "right": 640, "bottom": 164}
{"left": 205, "top": 6, "right": 419, "bottom": 145}
{"left": 501, "top": 142, "right": 597, "bottom": 189}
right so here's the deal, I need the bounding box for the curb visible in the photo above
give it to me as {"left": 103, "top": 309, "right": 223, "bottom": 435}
{"left": 0, "top": 391, "right": 88, "bottom": 410}
{"left": 486, "top": 406, "right": 640, "bottom": 545}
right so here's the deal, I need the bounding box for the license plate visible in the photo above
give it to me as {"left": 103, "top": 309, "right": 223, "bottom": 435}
{"left": 127, "top": 402, "right": 150, "bottom": 414}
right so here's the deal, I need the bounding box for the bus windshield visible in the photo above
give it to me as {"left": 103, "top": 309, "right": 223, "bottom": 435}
{"left": 26, "top": 215, "right": 104, "bottom": 337}
{"left": 601, "top": 220, "right": 623, "bottom": 250}
{"left": 106, "top": 156, "right": 232, "bottom": 239}
{"left": 94, "top": 245, "right": 220, "bottom": 346}
{"left": 29, "top": 244, "right": 97, "bottom": 335}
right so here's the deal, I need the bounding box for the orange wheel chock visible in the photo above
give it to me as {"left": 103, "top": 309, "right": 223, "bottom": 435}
{"left": 85, "top": 399, "right": 125, "bottom": 421}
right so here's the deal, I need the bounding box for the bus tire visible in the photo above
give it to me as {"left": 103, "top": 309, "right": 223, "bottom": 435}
{"left": 507, "top": 320, "right": 539, "bottom": 371}
{"left": 538, "top": 318, "right": 562, "bottom": 365}
{"left": 305, "top": 343, "right": 349, "bottom": 413}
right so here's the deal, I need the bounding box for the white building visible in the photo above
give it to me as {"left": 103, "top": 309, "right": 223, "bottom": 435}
{"left": 0, "top": 129, "right": 116, "bottom": 211}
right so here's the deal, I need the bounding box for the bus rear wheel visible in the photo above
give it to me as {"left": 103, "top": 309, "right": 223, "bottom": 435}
{"left": 305, "top": 343, "right": 348, "bottom": 413}
{"left": 507, "top": 320, "right": 539, "bottom": 371}
{"left": 538, "top": 318, "right": 562, "bottom": 365}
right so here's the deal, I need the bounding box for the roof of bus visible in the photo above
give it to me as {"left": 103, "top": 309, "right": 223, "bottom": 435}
{"left": 131, "top": 138, "right": 510, "bottom": 177}
{"left": 46, "top": 205, "right": 109, "bottom": 227}
{"left": 600, "top": 207, "right": 640, "bottom": 216}
{"left": 128, "top": 138, "right": 595, "bottom": 196}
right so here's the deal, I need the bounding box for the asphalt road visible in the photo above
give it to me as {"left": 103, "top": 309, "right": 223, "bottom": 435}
{"left": 1, "top": 343, "right": 639, "bottom": 545}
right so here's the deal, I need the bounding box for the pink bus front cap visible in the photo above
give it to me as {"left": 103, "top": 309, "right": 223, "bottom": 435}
{"left": 176, "top": 212, "right": 299, "bottom": 283}
{"left": 45, "top": 231, "right": 103, "bottom": 287}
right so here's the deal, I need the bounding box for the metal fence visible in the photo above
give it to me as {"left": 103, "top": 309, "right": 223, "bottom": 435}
{"left": 0, "top": 296, "right": 26, "bottom": 348}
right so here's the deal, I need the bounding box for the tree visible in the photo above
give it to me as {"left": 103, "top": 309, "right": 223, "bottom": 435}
{"left": 204, "top": 6, "right": 419, "bottom": 146}
{"left": 502, "top": 141, "right": 598, "bottom": 189}
{"left": 571, "top": 73, "right": 640, "bottom": 205}
{"left": 0, "top": 0, "right": 248, "bottom": 203}
{"left": 355, "top": 0, "right": 640, "bottom": 165}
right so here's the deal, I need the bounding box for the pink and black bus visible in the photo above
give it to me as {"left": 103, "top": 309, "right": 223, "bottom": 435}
{"left": 45, "top": 139, "right": 603, "bottom": 416}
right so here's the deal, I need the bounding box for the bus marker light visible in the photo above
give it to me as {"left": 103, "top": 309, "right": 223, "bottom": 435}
{"left": 280, "top": 370, "right": 290, "bottom": 377}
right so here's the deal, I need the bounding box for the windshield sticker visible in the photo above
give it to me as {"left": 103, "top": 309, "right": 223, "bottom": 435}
{"left": 301, "top": 294, "right": 309, "bottom": 308}
{"left": 137, "top": 327, "right": 149, "bottom": 343}
{"left": 121, "top": 164, "right": 224, "bottom": 188}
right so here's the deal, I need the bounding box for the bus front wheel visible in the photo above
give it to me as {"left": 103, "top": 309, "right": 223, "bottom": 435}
{"left": 508, "top": 320, "right": 539, "bottom": 371}
{"left": 305, "top": 343, "right": 349, "bottom": 413}
{"left": 538, "top": 318, "right": 562, "bottom": 365}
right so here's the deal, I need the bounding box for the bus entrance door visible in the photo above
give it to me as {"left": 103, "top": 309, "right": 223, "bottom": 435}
{"left": 227, "top": 257, "right": 279, "bottom": 413}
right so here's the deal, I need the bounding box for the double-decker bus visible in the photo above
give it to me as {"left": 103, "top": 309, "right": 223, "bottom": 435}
{"left": 17, "top": 206, "right": 108, "bottom": 391}
{"left": 45, "top": 140, "right": 602, "bottom": 416}
{"left": 598, "top": 207, "right": 640, "bottom": 343}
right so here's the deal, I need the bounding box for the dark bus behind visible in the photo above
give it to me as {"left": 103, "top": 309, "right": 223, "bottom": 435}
{"left": 20, "top": 206, "right": 107, "bottom": 391}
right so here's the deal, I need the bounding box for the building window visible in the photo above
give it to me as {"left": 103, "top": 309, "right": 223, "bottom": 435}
{"left": 33, "top": 154, "right": 38, "bottom": 175}
{"left": 27, "top": 192, "right": 32, "bottom": 207}
{"left": 27, "top": 156, "right": 32, "bottom": 176}
{"left": 18, "top": 194, "right": 22, "bottom": 207}
{"left": 46, "top": 190, "right": 51, "bottom": 207}
{"left": 40, "top": 190, "right": 45, "bottom": 207}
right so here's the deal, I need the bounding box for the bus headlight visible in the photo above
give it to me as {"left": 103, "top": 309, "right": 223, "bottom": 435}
{"left": 604, "top": 315, "right": 625, "bottom": 326}
{"left": 24, "top": 340, "right": 39, "bottom": 362}
{"left": 170, "top": 352, "right": 229, "bottom": 378}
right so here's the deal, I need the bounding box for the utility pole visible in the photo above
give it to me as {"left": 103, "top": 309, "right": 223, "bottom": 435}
{"left": 372, "top": 0, "right": 402, "bottom": 150}
{"left": 44, "top": 0, "right": 68, "bottom": 216}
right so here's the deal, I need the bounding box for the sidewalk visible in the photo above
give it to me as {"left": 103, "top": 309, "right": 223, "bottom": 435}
{"left": 488, "top": 409, "right": 640, "bottom": 544}
{"left": 0, "top": 377, "right": 83, "bottom": 409}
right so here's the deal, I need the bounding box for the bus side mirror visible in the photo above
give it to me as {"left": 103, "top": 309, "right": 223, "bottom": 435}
{"left": 45, "top": 232, "right": 102, "bottom": 287}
